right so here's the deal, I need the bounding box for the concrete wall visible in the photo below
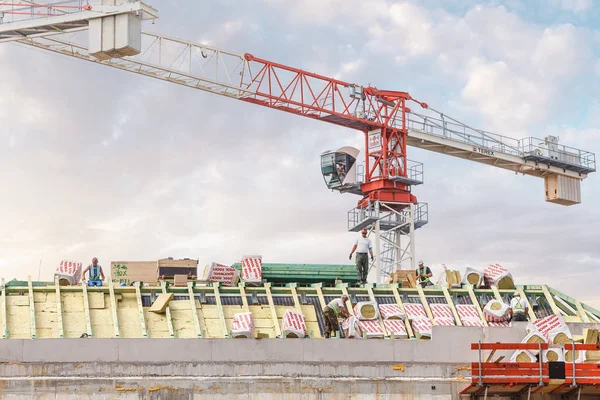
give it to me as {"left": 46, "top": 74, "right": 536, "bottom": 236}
{"left": 0, "top": 324, "right": 595, "bottom": 399}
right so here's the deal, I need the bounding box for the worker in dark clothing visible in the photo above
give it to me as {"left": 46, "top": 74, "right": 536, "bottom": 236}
{"left": 416, "top": 260, "right": 433, "bottom": 288}
{"left": 323, "top": 295, "right": 351, "bottom": 338}
{"left": 349, "top": 229, "right": 374, "bottom": 284}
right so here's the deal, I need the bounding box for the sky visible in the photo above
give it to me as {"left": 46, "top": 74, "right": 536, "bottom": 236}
{"left": 0, "top": 1, "right": 599, "bottom": 308}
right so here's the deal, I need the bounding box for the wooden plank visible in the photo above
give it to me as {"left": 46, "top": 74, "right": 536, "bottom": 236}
{"left": 189, "top": 283, "right": 203, "bottom": 338}
{"left": 27, "top": 276, "right": 36, "bottom": 339}
{"left": 441, "top": 286, "right": 462, "bottom": 326}
{"left": 289, "top": 283, "right": 302, "bottom": 314}
{"left": 542, "top": 285, "right": 563, "bottom": 316}
{"left": 239, "top": 284, "right": 250, "bottom": 312}
{"left": 517, "top": 286, "right": 537, "bottom": 322}
{"left": 265, "top": 283, "right": 282, "bottom": 338}
{"left": 367, "top": 285, "right": 389, "bottom": 338}
{"left": 575, "top": 299, "right": 591, "bottom": 323}
{"left": 108, "top": 280, "right": 120, "bottom": 338}
{"left": 313, "top": 283, "right": 327, "bottom": 311}
{"left": 490, "top": 285, "right": 504, "bottom": 302}
{"left": 81, "top": 280, "right": 93, "bottom": 338}
{"left": 391, "top": 285, "right": 414, "bottom": 338}
{"left": 53, "top": 276, "right": 64, "bottom": 339}
{"left": 160, "top": 281, "right": 175, "bottom": 338}
{"left": 1, "top": 278, "right": 8, "bottom": 339}
{"left": 466, "top": 284, "right": 488, "bottom": 327}
{"left": 416, "top": 284, "right": 434, "bottom": 321}
{"left": 134, "top": 282, "right": 148, "bottom": 338}
{"left": 340, "top": 285, "right": 354, "bottom": 316}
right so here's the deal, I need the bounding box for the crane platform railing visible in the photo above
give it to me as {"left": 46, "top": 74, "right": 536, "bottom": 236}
{"left": 462, "top": 342, "right": 600, "bottom": 399}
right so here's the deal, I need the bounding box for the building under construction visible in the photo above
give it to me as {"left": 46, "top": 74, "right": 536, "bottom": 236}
{"left": 0, "top": 1, "right": 599, "bottom": 399}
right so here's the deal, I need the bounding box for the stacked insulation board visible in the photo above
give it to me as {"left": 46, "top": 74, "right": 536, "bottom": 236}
{"left": 231, "top": 263, "right": 358, "bottom": 285}
{"left": 0, "top": 277, "right": 599, "bottom": 340}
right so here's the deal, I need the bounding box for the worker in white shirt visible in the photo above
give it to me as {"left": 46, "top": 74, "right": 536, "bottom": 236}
{"left": 323, "top": 295, "right": 351, "bottom": 338}
{"left": 349, "top": 229, "right": 374, "bottom": 284}
{"left": 509, "top": 292, "right": 529, "bottom": 321}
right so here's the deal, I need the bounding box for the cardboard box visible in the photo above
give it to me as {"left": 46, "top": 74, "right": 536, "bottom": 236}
{"left": 111, "top": 261, "right": 158, "bottom": 286}
{"left": 387, "top": 270, "right": 416, "bottom": 288}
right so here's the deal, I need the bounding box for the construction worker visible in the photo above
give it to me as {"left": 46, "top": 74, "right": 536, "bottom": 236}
{"left": 509, "top": 292, "right": 529, "bottom": 321}
{"left": 416, "top": 260, "right": 433, "bottom": 288}
{"left": 82, "top": 257, "right": 105, "bottom": 287}
{"left": 349, "top": 229, "right": 374, "bottom": 284}
{"left": 323, "top": 295, "right": 351, "bottom": 338}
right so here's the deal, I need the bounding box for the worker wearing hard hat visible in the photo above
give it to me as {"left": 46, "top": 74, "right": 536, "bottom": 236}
{"left": 349, "top": 229, "right": 374, "bottom": 285}
{"left": 509, "top": 292, "right": 529, "bottom": 321}
{"left": 323, "top": 295, "right": 351, "bottom": 338}
{"left": 416, "top": 260, "right": 433, "bottom": 288}
{"left": 82, "top": 257, "right": 105, "bottom": 287}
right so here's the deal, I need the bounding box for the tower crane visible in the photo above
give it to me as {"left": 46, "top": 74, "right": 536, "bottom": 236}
{"left": 0, "top": 1, "right": 596, "bottom": 283}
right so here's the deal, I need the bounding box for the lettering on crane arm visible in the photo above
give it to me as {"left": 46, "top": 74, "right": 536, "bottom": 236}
{"left": 472, "top": 146, "right": 494, "bottom": 156}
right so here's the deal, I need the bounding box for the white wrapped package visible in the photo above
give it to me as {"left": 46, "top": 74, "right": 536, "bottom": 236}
{"left": 483, "top": 299, "right": 510, "bottom": 322}
{"left": 549, "top": 326, "right": 573, "bottom": 345}
{"left": 231, "top": 312, "right": 254, "bottom": 338}
{"left": 353, "top": 301, "right": 380, "bottom": 320}
{"left": 241, "top": 255, "right": 262, "bottom": 284}
{"left": 342, "top": 316, "right": 363, "bottom": 339}
{"left": 383, "top": 320, "right": 408, "bottom": 339}
{"left": 461, "top": 318, "right": 485, "bottom": 327}
{"left": 282, "top": 310, "right": 307, "bottom": 338}
{"left": 510, "top": 350, "right": 537, "bottom": 363}
{"left": 488, "top": 321, "right": 510, "bottom": 327}
{"left": 521, "top": 331, "right": 548, "bottom": 355}
{"left": 411, "top": 318, "right": 432, "bottom": 339}
{"left": 404, "top": 303, "right": 427, "bottom": 320}
{"left": 527, "top": 313, "right": 572, "bottom": 345}
{"left": 565, "top": 349, "right": 585, "bottom": 363}
{"left": 434, "top": 317, "right": 455, "bottom": 326}
{"left": 483, "top": 263, "right": 514, "bottom": 289}
{"left": 379, "top": 304, "right": 405, "bottom": 320}
{"left": 430, "top": 304, "right": 454, "bottom": 320}
{"left": 543, "top": 348, "right": 565, "bottom": 362}
{"left": 462, "top": 267, "right": 483, "bottom": 287}
{"left": 456, "top": 304, "right": 484, "bottom": 326}
{"left": 204, "top": 262, "right": 239, "bottom": 286}
{"left": 55, "top": 260, "right": 83, "bottom": 286}
{"left": 357, "top": 320, "right": 384, "bottom": 339}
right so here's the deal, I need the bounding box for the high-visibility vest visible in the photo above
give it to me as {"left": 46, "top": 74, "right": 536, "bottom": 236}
{"left": 89, "top": 265, "right": 101, "bottom": 280}
{"left": 418, "top": 266, "right": 430, "bottom": 283}
{"left": 327, "top": 298, "right": 343, "bottom": 315}
{"left": 512, "top": 298, "right": 525, "bottom": 312}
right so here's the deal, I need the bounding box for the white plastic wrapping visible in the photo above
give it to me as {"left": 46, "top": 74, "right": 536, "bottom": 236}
{"left": 461, "top": 318, "right": 485, "bottom": 327}
{"left": 357, "top": 320, "right": 384, "bottom": 339}
{"left": 510, "top": 350, "right": 537, "bottom": 363}
{"left": 404, "top": 303, "right": 427, "bottom": 320}
{"left": 521, "top": 331, "right": 548, "bottom": 355}
{"left": 483, "top": 263, "right": 514, "bottom": 289}
{"left": 462, "top": 267, "right": 483, "bottom": 287}
{"left": 434, "top": 317, "right": 456, "bottom": 326}
{"left": 241, "top": 255, "right": 262, "bottom": 284}
{"left": 231, "top": 312, "right": 254, "bottom": 338}
{"left": 204, "top": 262, "right": 239, "bottom": 286}
{"left": 411, "top": 318, "right": 433, "bottom": 339}
{"left": 543, "top": 348, "right": 565, "bottom": 362}
{"left": 548, "top": 325, "right": 573, "bottom": 345}
{"left": 54, "top": 260, "right": 83, "bottom": 286}
{"left": 383, "top": 320, "right": 408, "bottom": 339}
{"left": 483, "top": 299, "right": 510, "bottom": 322}
{"left": 342, "top": 316, "right": 363, "bottom": 339}
{"left": 353, "top": 301, "right": 380, "bottom": 320}
{"left": 282, "top": 310, "right": 307, "bottom": 338}
{"left": 430, "top": 304, "right": 455, "bottom": 322}
{"left": 379, "top": 304, "right": 405, "bottom": 320}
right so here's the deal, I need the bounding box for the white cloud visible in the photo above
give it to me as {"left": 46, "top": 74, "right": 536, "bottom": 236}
{"left": 556, "top": 0, "right": 592, "bottom": 13}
